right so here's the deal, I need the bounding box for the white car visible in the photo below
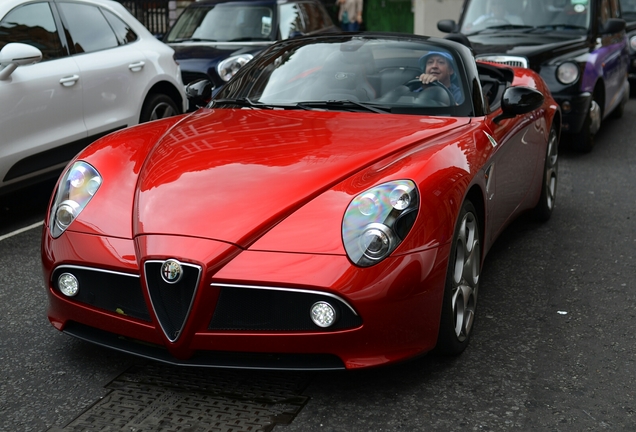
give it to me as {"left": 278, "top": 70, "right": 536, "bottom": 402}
{"left": 0, "top": 0, "right": 187, "bottom": 194}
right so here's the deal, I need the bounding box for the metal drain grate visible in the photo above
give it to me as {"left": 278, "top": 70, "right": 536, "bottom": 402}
{"left": 50, "top": 363, "right": 313, "bottom": 431}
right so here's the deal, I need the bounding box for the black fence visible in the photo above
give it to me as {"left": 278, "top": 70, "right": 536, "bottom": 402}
{"left": 118, "top": 0, "right": 171, "bottom": 36}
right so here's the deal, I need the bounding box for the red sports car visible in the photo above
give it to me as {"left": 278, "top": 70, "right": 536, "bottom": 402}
{"left": 42, "top": 34, "right": 560, "bottom": 370}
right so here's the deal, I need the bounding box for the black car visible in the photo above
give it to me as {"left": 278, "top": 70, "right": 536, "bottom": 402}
{"left": 620, "top": 0, "right": 636, "bottom": 90}
{"left": 438, "top": 0, "right": 630, "bottom": 153}
{"left": 164, "top": 0, "right": 338, "bottom": 91}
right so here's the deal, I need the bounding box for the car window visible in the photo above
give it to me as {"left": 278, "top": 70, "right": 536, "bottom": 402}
{"left": 57, "top": 2, "right": 119, "bottom": 53}
{"left": 103, "top": 9, "right": 138, "bottom": 45}
{"left": 461, "top": 0, "right": 591, "bottom": 33}
{"left": 219, "top": 38, "right": 471, "bottom": 115}
{"left": 0, "top": 2, "right": 65, "bottom": 60}
{"left": 299, "top": 2, "right": 331, "bottom": 33}
{"left": 621, "top": 0, "right": 636, "bottom": 21}
{"left": 600, "top": 0, "right": 611, "bottom": 24}
{"left": 165, "top": 5, "right": 274, "bottom": 42}
{"left": 279, "top": 3, "right": 306, "bottom": 38}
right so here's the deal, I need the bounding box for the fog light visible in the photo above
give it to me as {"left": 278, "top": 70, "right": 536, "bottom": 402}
{"left": 310, "top": 301, "right": 337, "bottom": 328}
{"left": 561, "top": 101, "right": 571, "bottom": 113}
{"left": 58, "top": 273, "right": 79, "bottom": 297}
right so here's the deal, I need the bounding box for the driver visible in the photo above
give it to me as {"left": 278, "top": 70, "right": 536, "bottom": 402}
{"left": 417, "top": 51, "right": 464, "bottom": 104}
{"left": 471, "top": 0, "right": 523, "bottom": 26}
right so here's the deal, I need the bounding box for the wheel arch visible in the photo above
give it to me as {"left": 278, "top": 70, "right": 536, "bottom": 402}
{"left": 464, "top": 184, "right": 486, "bottom": 256}
{"left": 143, "top": 81, "right": 185, "bottom": 117}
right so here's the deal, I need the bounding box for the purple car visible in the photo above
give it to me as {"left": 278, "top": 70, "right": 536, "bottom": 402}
{"left": 438, "top": 0, "right": 630, "bottom": 153}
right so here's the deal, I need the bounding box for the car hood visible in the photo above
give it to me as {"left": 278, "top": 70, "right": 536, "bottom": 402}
{"left": 170, "top": 42, "right": 270, "bottom": 62}
{"left": 467, "top": 32, "right": 588, "bottom": 70}
{"left": 131, "top": 109, "right": 470, "bottom": 247}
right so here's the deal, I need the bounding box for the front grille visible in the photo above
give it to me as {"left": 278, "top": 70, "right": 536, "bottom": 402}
{"left": 52, "top": 266, "right": 150, "bottom": 321}
{"left": 476, "top": 55, "right": 528, "bottom": 68}
{"left": 209, "top": 284, "right": 362, "bottom": 331}
{"left": 145, "top": 260, "right": 202, "bottom": 342}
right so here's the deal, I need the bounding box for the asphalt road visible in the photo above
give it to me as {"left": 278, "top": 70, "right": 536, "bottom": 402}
{"left": 1, "top": 101, "right": 635, "bottom": 431}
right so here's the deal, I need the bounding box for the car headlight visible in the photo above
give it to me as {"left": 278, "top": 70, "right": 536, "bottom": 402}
{"left": 556, "top": 62, "right": 579, "bottom": 85}
{"left": 630, "top": 35, "right": 636, "bottom": 52}
{"left": 342, "top": 180, "right": 419, "bottom": 267}
{"left": 49, "top": 161, "right": 102, "bottom": 238}
{"left": 217, "top": 54, "right": 253, "bottom": 82}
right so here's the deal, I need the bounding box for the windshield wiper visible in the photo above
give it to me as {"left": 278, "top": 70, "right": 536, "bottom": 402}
{"left": 466, "top": 24, "right": 534, "bottom": 35}
{"left": 295, "top": 100, "right": 391, "bottom": 114}
{"left": 531, "top": 24, "right": 588, "bottom": 31}
{"left": 212, "top": 98, "right": 274, "bottom": 109}
{"left": 225, "top": 37, "right": 272, "bottom": 42}
{"left": 172, "top": 37, "right": 218, "bottom": 43}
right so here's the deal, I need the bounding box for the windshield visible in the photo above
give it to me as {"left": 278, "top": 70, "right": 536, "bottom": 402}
{"left": 165, "top": 4, "right": 275, "bottom": 42}
{"left": 621, "top": 0, "right": 636, "bottom": 21}
{"left": 460, "top": 0, "right": 591, "bottom": 34}
{"left": 214, "top": 37, "right": 472, "bottom": 116}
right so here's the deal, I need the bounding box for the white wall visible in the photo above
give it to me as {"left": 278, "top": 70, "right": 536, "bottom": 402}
{"left": 413, "top": 0, "right": 463, "bottom": 38}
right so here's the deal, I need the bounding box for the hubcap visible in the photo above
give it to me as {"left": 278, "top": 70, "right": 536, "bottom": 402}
{"left": 589, "top": 100, "right": 601, "bottom": 135}
{"left": 544, "top": 130, "right": 559, "bottom": 210}
{"left": 150, "top": 102, "right": 177, "bottom": 121}
{"left": 451, "top": 212, "right": 480, "bottom": 341}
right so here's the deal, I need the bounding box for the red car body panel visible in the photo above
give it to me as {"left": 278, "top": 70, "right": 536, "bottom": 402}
{"left": 42, "top": 35, "right": 560, "bottom": 370}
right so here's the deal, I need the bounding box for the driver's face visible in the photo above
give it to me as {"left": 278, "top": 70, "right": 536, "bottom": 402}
{"left": 425, "top": 55, "right": 454, "bottom": 85}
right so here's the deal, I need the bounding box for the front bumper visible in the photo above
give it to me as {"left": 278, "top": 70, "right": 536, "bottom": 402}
{"left": 44, "top": 231, "right": 449, "bottom": 370}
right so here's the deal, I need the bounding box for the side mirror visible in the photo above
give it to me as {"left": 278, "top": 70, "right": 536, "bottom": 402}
{"left": 494, "top": 86, "right": 544, "bottom": 123}
{"left": 602, "top": 18, "right": 626, "bottom": 35}
{"left": 437, "top": 20, "right": 457, "bottom": 34}
{"left": 185, "top": 79, "right": 214, "bottom": 111}
{"left": 0, "top": 43, "right": 42, "bottom": 80}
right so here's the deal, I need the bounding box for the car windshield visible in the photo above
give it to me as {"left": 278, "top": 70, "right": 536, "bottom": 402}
{"left": 213, "top": 37, "right": 471, "bottom": 116}
{"left": 165, "top": 4, "right": 275, "bottom": 42}
{"left": 460, "top": 0, "right": 591, "bottom": 34}
{"left": 620, "top": 0, "right": 636, "bottom": 22}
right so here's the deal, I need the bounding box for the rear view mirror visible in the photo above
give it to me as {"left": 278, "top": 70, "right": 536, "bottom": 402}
{"left": 0, "top": 43, "right": 42, "bottom": 80}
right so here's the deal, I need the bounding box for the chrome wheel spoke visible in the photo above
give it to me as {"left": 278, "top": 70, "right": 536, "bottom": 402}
{"left": 451, "top": 211, "right": 480, "bottom": 341}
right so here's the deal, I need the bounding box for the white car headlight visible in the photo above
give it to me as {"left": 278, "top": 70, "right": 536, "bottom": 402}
{"left": 556, "top": 62, "right": 579, "bottom": 85}
{"left": 217, "top": 54, "right": 253, "bottom": 82}
{"left": 49, "top": 161, "right": 102, "bottom": 238}
{"left": 630, "top": 35, "right": 636, "bottom": 52}
{"left": 342, "top": 180, "right": 419, "bottom": 267}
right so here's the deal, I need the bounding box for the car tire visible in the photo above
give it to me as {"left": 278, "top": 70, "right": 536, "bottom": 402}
{"left": 436, "top": 199, "right": 481, "bottom": 356}
{"left": 532, "top": 125, "right": 558, "bottom": 222}
{"left": 611, "top": 87, "right": 628, "bottom": 119}
{"left": 140, "top": 93, "right": 179, "bottom": 123}
{"left": 569, "top": 92, "right": 601, "bottom": 153}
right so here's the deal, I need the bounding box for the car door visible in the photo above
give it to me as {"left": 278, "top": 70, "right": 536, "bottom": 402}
{"left": 55, "top": 1, "right": 149, "bottom": 136}
{"left": 487, "top": 112, "right": 543, "bottom": 237}
{"left": 0, "top": 1, "right": 86, "bottom": 187}
{"left": 597, "top": 0, "right": 629, "bottom": 110}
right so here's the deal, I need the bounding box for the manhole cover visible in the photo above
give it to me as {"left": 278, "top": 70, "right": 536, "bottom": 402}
{"left": 50, "top": 363, "right": 313, "bottom": 431}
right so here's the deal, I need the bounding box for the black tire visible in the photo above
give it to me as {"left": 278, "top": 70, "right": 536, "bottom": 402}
{"left": 140, "top": 93, "right": 179, "bottom": 123}
{"left": 436, "top": 200, "right": 481, "bottom": 355}
{"left": 568, "top": 93, "right": 601, "bottom": 153}
{"left": 532, "top": 126, "right": 559, "bottom": 222}
{"left": 611, "top": 88, "right": 627, "bottom": 119}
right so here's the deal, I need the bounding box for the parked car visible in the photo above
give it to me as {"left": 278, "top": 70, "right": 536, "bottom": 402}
{"left": 0, "top": 0, "right": 187, "bottom": 195}
{"left": 438, "top": 0, "right": 629, "bottom": 153}
{"left": 42, "top": 33, "right": 560, "bottom": 370}
{"left": 163, "top": 0, "right": 339, "bottom": 90}
{"left": 621, "top": 0, "right": 636, "bottom": 90}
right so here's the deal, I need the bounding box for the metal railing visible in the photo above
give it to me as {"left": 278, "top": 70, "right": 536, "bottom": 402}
{"left": 118, "top": 0, "right": 171, "bottom": 36}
